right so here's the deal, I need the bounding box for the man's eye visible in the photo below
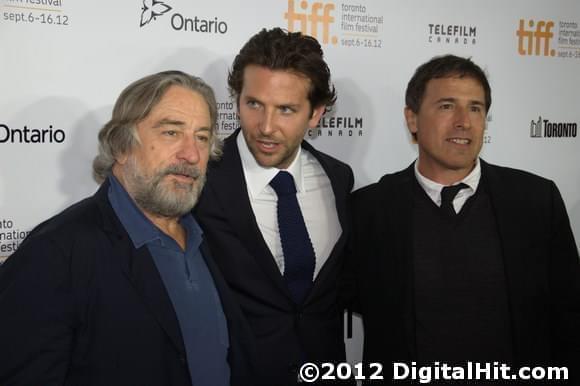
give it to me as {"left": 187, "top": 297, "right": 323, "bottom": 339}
{"left": 280, "top": 106, "right": 294, "bottom": 114}
{"left": 163, "top": 130, "right": 177, "bottom": 136}
{"left": 439, "top": 103, "right": 453, "bottom": 110}
{"left": 247, "top": 100, "right": 260, "bottom": 109}
{"left": 196, "top": 134, "right": 210, "bottom": 143}
{"left": 470, "top": 105, "right": 482, "bottom": 112}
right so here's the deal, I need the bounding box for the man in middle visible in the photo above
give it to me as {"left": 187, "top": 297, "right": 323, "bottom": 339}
{"left": 195, "top": 28, "right": 354, "bottom": 385}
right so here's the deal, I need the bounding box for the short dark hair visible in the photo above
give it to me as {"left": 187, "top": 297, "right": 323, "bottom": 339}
{"left": 228, "top": 27, "right": 336, "bottom": 113}
{"left": 405, "top": 54, "right": 491, "bottom": 113}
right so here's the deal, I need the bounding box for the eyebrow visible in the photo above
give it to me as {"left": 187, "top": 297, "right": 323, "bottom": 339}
{"left": 277, "top": 103, "right": 301, "bottom": 109}
{"left": 242, "top": 94, "right": 301, "bottom": 109}
{"left": 153, "top": 119, "right": 212, "bottom": 134}
{"left": 195, "top": 127, "right": 212, "bottom": 133}
{"left": 470, "top": 100, "right": 486, "bottom": 107}
{"left": 435, "top": 97, "right": 485, "bottom": 106}
{"left": 154, "top": 118, "right": 186, "bottom": 128}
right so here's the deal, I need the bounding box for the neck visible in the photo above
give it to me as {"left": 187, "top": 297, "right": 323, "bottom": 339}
{"left": 112, "top": 165, "right": 187, "bottom": 250}
{"left": 417, "top": 161, "right": 475, "bottom": 186}
{"left": 142, "top": 210, "right": 186, "bottom": 250}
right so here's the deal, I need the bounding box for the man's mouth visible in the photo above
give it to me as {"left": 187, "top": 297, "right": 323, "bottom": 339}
{"left": 448, "top": 138, "right": 471, "bottom": 145}
{"left": 163, "top": 164, "right": 201, "bottom": 182}
{"left": 171, "top": 173, "right": 196, "bottom": 180}
{"left": 257, "top": 139, "right": 280, "bottom": 151}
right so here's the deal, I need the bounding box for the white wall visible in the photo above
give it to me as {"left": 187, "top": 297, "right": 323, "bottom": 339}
{"left": 1, "top": 0, "right": 579, "bottom": 365}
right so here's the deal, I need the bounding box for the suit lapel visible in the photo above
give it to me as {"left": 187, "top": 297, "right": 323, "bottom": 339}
{"left": 94, "top": 183, "right": 186, "bottom": 356}
{"left": 303, "top": 141, "right": 350, "bottom": 231}
{"left": 301, "top": 140, "right": 350, "bottom": 297}
{"left": 211, "top": 132, "right": 353, "bottom": 304}
{"left": 210, "top": 131, "right": 293, "bottom": 298}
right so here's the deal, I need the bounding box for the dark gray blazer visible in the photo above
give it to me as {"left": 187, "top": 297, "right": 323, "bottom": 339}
{"left": 349, "top": 160, "right": 580, "bottom": 384}
{"left": 0, "top": 180, "right": 256, "bottom": 386}
{"left": 195, "top": 129, "right": 354, "bottom": 385}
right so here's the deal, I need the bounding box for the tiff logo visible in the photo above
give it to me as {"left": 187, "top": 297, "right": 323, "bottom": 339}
{"left": 284, "top": 0, "right": 337, "bottom": 44}
{"left": 517, "top": 19, "right": 555, "bottom": 56}
{"left": 530, "top": 116, "right": 543, "bottom": 137}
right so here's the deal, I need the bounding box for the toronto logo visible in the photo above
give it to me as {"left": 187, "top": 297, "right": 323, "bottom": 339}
{"left": 530, "top": 116, "right": 577, "bottom": 138}
{"left": 140, "top": 0, "right": 172, "bottom": 27}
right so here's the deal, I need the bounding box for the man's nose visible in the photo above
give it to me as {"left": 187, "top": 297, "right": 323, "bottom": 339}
{"left": 176, "top": 135, "right": 201, "bottom": 164}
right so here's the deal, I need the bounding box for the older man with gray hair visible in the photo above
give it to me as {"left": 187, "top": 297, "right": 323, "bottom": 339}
{"left": 0, "top": 71, "right": 255, "bottom": 386}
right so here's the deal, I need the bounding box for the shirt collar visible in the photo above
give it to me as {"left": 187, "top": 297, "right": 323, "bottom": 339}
{"left": 237, "top": 130, "right": 304, "bottom": 198}
{"left": 107, "top": 174, "right": 203, "bottom": 250}
{"left": 414, "top": 158, "right": 481, "bottom": 204}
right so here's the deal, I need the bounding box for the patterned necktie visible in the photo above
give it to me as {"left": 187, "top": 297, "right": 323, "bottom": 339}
{"left": 269, "top": 171, "right": 315, "bottom": 304}
{"left": 440, "top": 183, "right": 468, "bottom": 216}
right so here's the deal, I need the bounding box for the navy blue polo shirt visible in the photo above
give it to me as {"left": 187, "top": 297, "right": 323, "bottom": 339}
{"left": 107, "top": 175, "right": 230, "bottom": 386}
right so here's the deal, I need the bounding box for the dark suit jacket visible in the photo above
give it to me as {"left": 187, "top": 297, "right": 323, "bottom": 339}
{"left": 349, "top": 160, "right": 580, "bottom": 384}
{"left": 195, "top": 130, "right": 354, "bottom": 385}
{"left": 0, "top": 180, "right": 255, "bottom": 386}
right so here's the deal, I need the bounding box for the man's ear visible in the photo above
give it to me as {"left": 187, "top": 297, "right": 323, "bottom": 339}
{"left": 404, "top": 106, "right": 418, "bottom": 136}
{"left": 308, "top": 105, "right": 326, "bottom": 128}
{"left": 115, "top": 152, "right": 129, "bottom": 166}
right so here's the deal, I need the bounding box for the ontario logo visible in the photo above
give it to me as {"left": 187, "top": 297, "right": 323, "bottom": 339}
{"left": 139, "top": 0, "right": 229, "bottom": 34}
{"left": 0, "top": 124, "right": 65, "bottom": 144}
{"left": 530, "top": 116, "right": 577, "bottom": 138}
{"left": 140, "top": 0, "right": 172, "bottom": 27}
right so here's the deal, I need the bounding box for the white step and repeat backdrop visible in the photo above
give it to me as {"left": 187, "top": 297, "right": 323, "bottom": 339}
{"left": 1, "top": 0, "right": 579, "bottom": 363}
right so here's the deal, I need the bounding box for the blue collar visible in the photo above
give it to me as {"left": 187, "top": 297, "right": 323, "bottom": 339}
{"left": 106, "top": 174, "right": 203, "bottom": 250}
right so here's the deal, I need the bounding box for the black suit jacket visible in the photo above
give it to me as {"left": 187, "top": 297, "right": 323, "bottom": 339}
{"left": 349, "top": 160, "right": 580, "bottom": 384}
{"left": 195, "top": 130, "right": 354, "bottom": 385}
{"left": 0, "top": 180, "right": 255, "bottom": 386}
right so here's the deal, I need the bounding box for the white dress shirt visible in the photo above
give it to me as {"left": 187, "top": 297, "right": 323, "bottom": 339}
{"left": 414, "top": 159, "right": 481, "bottom": 214}
{"left": 237, "top": 132, "right": 341, "bottom": 278}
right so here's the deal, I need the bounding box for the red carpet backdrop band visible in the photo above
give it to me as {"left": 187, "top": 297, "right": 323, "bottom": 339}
{"left": 0, "top": 0, "right": 579, "bottom": 364}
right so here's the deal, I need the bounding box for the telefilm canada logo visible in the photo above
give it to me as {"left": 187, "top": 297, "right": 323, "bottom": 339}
{"left": 530, "top": 116, "right": 577, "bottom": 138}
{"left": 427, "top": 22, "right": 477, "bottom": 45}
{"left": 139, "top": 0, "right": 229, "bottom": 34}
{"left": 307, "top": 114, "right": 365, "bottom": 139}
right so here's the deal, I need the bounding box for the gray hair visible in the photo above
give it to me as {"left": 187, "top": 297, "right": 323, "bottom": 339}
{"left": 92, "top": 70, "right": 222, "bottom": 183}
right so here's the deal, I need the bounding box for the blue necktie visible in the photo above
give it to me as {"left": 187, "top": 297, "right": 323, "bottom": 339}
{"left": 270, "top": 171, "right": 315, "bottom": 304}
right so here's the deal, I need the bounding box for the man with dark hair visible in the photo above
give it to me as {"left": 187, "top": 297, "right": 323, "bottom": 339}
{"left": 195, "top": 28, "right": 353, "bottom": 385}
{"left": 349, "top": 55, "right": 580, "bottom": 384}
{"left": 0, "top": 71, "right": 253, "bottom": 386}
